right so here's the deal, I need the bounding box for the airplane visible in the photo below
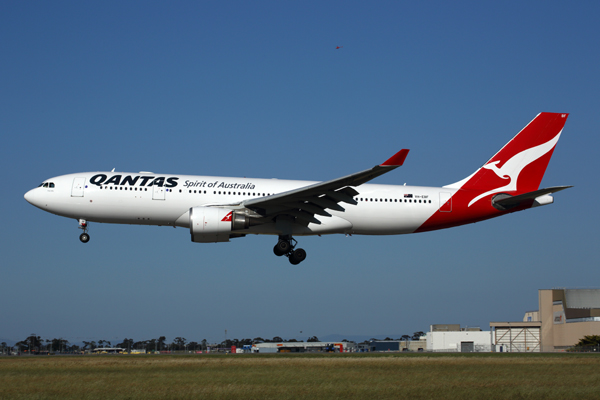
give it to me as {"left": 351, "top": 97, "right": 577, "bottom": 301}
{"left": 24, "top": 112, "right": 571, "bottom": 265}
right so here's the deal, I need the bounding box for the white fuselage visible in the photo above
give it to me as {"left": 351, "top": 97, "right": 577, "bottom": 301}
{"left": 25, "top": 172, "right": 451, "bottom": 237}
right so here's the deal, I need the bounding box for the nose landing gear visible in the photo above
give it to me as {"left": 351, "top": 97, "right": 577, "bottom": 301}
{"left": 78, "top": 219, "right": 90, "bottom": 243}
{"left": 273, "top": 236, "right": 307, "bottom": 265}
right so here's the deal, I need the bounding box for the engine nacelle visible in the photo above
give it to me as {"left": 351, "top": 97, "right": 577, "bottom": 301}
{"left": 189, "top": 207, "right": 250, "bottom": 243}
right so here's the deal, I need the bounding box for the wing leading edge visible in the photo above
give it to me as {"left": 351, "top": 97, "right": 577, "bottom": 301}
{"left": 239, "top": 149, "right": 409, "bottom": 225}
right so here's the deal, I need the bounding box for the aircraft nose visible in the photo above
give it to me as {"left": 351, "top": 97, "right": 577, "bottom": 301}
{"left": 24, "top": 188, "right": 40, "bottom": 206}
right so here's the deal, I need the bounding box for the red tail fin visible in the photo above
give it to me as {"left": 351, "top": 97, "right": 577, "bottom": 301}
{"left": 445, "top": 113, "right": 568, "bottom": 207}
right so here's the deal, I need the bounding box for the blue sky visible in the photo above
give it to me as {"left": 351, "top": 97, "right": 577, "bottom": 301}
{"left": 2, "top": 1, "right": 598, "bottom": 345}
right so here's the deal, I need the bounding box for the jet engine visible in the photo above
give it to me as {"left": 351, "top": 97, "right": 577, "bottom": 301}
{"left": 189, "top": 206, "right": 250, "bottom": 243}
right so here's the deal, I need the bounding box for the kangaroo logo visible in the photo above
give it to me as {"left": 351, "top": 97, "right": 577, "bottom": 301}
{"left": 468, "top": 131, "right": 563, "bottom": 207}
{"left": 221, "top": 211, "right": 233, "bottom": 222}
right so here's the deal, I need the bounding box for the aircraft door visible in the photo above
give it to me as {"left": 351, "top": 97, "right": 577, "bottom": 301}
{"left": 152, "top": 185, "right": 165, "bottom": 200}
{"left": 71, "top": 177, "right": 85, "bottom": 197}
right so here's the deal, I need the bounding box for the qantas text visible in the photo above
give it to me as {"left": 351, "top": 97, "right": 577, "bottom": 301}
{"left": 90, "top": 174, "right": 179, "bottom": 188}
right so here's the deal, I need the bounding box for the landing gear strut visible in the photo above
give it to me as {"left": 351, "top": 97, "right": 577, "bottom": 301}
{"left": 78, "top": 219, "right": 90, "bottom": 243}
{"left": 273, "top": 236, "right": 307, "bottom": 265}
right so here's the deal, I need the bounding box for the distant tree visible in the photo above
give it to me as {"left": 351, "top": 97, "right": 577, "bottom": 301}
{"left": 201, "top": 339, "right": 208, "bottom": 351}
{"left": 27, "top": 334, "right": 43, "bottom": 353}
{"left": 400, "top": 335, "right": 411, "bottom": 341}
{"left": 116, "top": 338, "right": 134, "bottom": 351}
{"left": 307, "top": 336, "right": 319, "bottom": 342}
{"left": 82, "top": 341, "right": 97, "bottom": 351}
{"left": 14, "top": 341, "right": 27, "bottom": 353}
{"left": 97, "top": 339, "right": 112, "bottom": 348}
{"left": 187, "top": 342, "right": 199, "bottom": 352}
{"left": 49, "top": 338, "right": 69, "bottom": 353}
{"left": 130, "top": 340, "right": 147, "bottom": 351}
{"left": 146, "top": 339, "right": 157, "bottom": 352}
{"left": 157, "top": 336, "right": 167, "bottom": 351}
{"left": 412, "top": 331, "right": 425, "bottom": 340}
{"left": 576, "top": 335, "right": 600, "bottom": 347}
{"left": 252, "top": 337, "right": 265, "bottom": 344}
{"left": 15, "top": 334, "right": 43, "bottom": 353}
{"left": 384, "top": 337, "right": 393, "bottom": 341}
{"left": 69, "top": 344, "right": 81, "bottom": 352}
{"left": 272, "top": 336, "right": 283, "bottom": 343}
{"left": 172, "top": 337, "right": 187, "bottom": 351}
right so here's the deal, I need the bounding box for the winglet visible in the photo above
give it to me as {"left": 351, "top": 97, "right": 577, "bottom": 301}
{"left": 381, "top": 149, "right": 409, "bottom": 166}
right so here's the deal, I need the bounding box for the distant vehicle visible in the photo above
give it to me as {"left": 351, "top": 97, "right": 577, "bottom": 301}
{"left": 25, "top": 113, "right": 570, "bottom": 264}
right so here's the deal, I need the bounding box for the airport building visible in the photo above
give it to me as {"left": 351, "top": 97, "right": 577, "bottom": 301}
{"left": 426, "top": 324, "right": 492, "bottom": 352}
{"left": 252, "top": 341, "right": 357, "bottom": 353}
{"left": 368, "top": 339, "right": 426, "bottom": 352}
{"left": 491, "top": 289, "right": 600, "bottom": 352}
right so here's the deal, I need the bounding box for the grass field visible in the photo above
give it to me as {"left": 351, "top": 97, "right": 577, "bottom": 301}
{"left": 1, "top": 353, "right": 600, "bottom": 399}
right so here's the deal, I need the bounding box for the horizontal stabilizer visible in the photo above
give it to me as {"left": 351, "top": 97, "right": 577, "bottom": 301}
{"left": 492, "top": 186, "right": 573, "bottom": 210}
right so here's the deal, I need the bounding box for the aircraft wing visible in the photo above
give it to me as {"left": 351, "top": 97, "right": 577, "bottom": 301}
{"left": 239, "top": 149, "right": 409, "bottom": 224}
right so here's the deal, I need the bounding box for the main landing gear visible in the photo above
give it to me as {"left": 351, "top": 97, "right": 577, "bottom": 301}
{"left": 273, "top": 236, "right": 307, "bottom": 265}
{"left": 78, "top": 219, "right": 90, "bottom": 243}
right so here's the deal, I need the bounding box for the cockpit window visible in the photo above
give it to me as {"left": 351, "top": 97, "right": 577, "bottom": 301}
{"left": 42, "top": 183, "right": 48, "bottom": 188}
{"left": 40, "top": 182, "right": 55, "bottom": 188}
{"left": 49, "top": 182, "right": 55, "bottom": 188}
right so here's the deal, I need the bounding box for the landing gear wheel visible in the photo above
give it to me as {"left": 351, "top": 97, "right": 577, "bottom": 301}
{"left": 273, "top": 236, "right": 306, "bottom": 264}
{"left": 289, "top": 248, "right": 306, "bottom": 265}
{"left": 273, "top": 240, "right": 290, "bottom": 256}
{"left": 79, "top": 233, "right": 90, "bottom": 243}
